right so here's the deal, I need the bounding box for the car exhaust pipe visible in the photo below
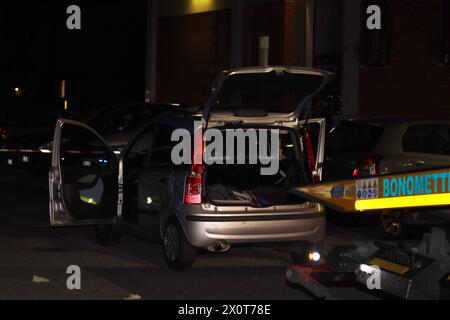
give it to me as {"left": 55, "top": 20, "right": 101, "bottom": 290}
{"left": 207, "top": 241, "right": 230, "bottom": 253}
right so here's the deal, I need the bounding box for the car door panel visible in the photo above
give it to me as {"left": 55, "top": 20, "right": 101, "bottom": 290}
{"left": 133, "top": 126, "right": 176, "bottom": 240}
{"left": 401, "top": 152, "right": 450, "bottom": 169}
{"left": 119, "top": 125, "right": 155, "bottom": 224}
{"left": 400, "top": 124, "right": 450, "bottom": 171}
{"left": 138, "top": 169, "right": 170, "bottom": 212}
{"left": 136, "top": 170, "right": 167, "bottom": 241}
{"left": 49, "top": 119, "right": 118, "bottom": 226}
{"left": 137, "top": 126, "right": 176, "bottom": 213}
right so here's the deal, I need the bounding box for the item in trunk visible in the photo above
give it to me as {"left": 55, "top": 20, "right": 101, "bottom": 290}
{"left": 206, "top": 184, "right": 259, "bottom": 206}
{"left": 206, "top": 183, "right": 299, "bottom": 208}
{"left": 252, "top": 186, "right": 289, "bottom": 207}
{"left": 207, "top": 184, "right": 233, "bottom": 201}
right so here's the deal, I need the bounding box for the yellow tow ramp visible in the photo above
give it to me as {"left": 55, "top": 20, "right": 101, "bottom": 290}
{"left": 290, "top": 167, "right": 450, "bottom": 213}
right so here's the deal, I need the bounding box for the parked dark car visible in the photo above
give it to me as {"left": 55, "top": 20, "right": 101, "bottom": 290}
{"left": 82, "top": 102, "right": 198, "bottom": 153}
{"left": 0, "top": 107, "right": 78, "bottom": 170}
{"left": 323, "top": 117, "right": 450, "bottom": 239}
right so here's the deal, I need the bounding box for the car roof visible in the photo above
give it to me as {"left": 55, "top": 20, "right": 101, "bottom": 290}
{"left": 84, "top": 102, "right": 201, "bottom": 118}
{"left": 151, "top": 113, "right": 198, "bottom": 133}
{"left": 97, "top": 102, "right": 199, "bottom": 112}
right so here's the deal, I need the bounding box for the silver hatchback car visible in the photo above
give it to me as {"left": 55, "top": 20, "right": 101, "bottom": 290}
{"left": 49, "top": 66, "right": 332, "bottom": 270}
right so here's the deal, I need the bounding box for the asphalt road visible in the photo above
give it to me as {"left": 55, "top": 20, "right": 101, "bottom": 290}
{"left": 0, "top": 167, "right": 389, "bottom": 300}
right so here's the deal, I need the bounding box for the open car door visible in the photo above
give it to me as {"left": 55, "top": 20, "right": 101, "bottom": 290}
{"left": 49, "top": 119, "right": 118, "bottom": 226}
{"left": 299, "top": 118, "right": 326, "bottom": 181}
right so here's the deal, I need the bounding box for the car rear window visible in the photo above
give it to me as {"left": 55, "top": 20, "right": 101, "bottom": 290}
{"left": 402, "top": 125, "right": 450, "bottom": 155}
{"left": 326, "top": 121, "right": 384, "bottom": 152}
{"left": 213, "top": 72, "right": 324, "bottom": 113}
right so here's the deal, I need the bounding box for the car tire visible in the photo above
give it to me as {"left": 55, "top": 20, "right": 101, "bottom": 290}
{"left": 95, "top": 224, "right": 121, "bottom": 247}
{"left": 378, "top": 209, "right": 407, "bottom": 240}
{"left": 163, "top": 218, "right": 196, "bottom": 271}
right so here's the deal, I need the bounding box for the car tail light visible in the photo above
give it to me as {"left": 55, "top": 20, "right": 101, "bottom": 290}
{"left": 353, "top": 156, "right": 383, "bottom": 177}
{"left": 302, "top": 128, "right": 320, "bottom": 182}
{"left": 184, "top": 163, "right": 203, "bottom": 204}
{"left": 0, "top": 127, "right": 6, "bottom": 140}
{"left": 184, "top": 128, "right": 204, "bottom": 204}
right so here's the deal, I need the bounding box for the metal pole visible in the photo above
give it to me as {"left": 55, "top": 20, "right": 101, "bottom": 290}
{"left": 145, "top": 0, "right": 158, "bottom": 102}
{"left": 230, "top": 0, "right": 244, "bottom": 68}
{"left": 341, "top": 0, "right": 361, "bottom": 117}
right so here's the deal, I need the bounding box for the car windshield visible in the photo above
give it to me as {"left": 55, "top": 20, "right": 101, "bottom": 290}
{"left": 213, "top": 71, "right": 324, "bottom": 113}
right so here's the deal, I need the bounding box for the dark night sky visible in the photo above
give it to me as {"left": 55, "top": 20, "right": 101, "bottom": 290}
{"left": 0, "top": 0, "right": 147, "bottom": 111}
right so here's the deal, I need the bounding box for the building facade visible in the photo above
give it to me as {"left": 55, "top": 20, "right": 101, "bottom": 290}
{"left": 2, "top": 0, "right": 449, "bottom": 118}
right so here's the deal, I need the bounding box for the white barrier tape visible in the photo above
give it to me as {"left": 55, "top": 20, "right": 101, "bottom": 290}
{"left": 0, "top": 149, "right": 120, "bottom": 155}
{"left": 0, "top": 149, "right": 43, "bottom": 153}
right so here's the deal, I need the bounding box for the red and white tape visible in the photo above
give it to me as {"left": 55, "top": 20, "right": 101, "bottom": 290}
{"left": 0, "top": 149, "right": 120, "bottom": 155}
{"left": 0, "top": 149, "right": 51, "bottom": 154}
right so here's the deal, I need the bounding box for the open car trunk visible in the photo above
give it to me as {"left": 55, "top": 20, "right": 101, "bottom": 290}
{"left": 204, "top": 127, "right": 311, "bottom": 207}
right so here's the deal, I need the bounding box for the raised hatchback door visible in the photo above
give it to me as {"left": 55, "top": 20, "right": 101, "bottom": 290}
{"left": 49, "top": 119, "right": 118, "bottom": 226}
{"left": 203, "top": 67, "right": 333, "bottom": 126}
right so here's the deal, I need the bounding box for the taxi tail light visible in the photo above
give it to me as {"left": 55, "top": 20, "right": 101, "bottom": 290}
{"left": 302, "top": 128, "right": 320, "bottom": 182}
{"left": 353, "top": 155, "right": 383, "bottom": 177}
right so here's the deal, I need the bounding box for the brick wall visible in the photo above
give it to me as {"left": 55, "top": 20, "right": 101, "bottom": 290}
{"left": 244, "top": 1, "right": 296, "bottom": 66}
{"left": 156, "top": 1, "right": 297, "bottom": 105}
{"left": 283, "top": 1, "right": 296, "bottom": 65}
{"left": 156, "top": 10, "right": 230, "bottom": 105}
{"left": 359, "top": 0, "right": 450, "bottom": 117}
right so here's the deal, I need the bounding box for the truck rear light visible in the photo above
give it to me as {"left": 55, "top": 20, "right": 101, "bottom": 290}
{"left": 353, "top": 155, "right": 382, "bottom": 177}
{"left": 302, "top": 128, "right": 320, "bottom": 182}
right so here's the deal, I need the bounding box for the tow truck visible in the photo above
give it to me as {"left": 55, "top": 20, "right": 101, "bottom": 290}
{"left": 287, "top": 167, "right": 450, "bottom": 300}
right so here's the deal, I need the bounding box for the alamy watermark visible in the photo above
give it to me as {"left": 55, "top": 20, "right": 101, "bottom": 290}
{"left": 359, "top": 264, "right": 382, "bottom": 290}
{"left": 66, "top": 4, "right": 381, "bottom": 31}
{"left": 171, "top": 122, "right": 280, "bottom": 176}
{"left": 66, "top": 265, "right": 81, "bottom": 290}
{"left": 367, "top": 5, "right": 381, "bottom": 30}
{"left": 66, "top": 5, "right": 81, "bottom": 30}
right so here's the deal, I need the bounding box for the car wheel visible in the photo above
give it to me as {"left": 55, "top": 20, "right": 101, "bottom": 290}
{"left": 163, "top": 218, "right": 195, "bottom": 271}
{"left": 379, "top": 210, "right": 406, "bottom": 239}
{"left": 95, "top": 224, "right": 121, "bottom": 247}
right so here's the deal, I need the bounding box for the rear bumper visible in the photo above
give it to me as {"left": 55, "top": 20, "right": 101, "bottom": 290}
{"left": 180, "top": 204, "right": 326, "bottom": 248}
